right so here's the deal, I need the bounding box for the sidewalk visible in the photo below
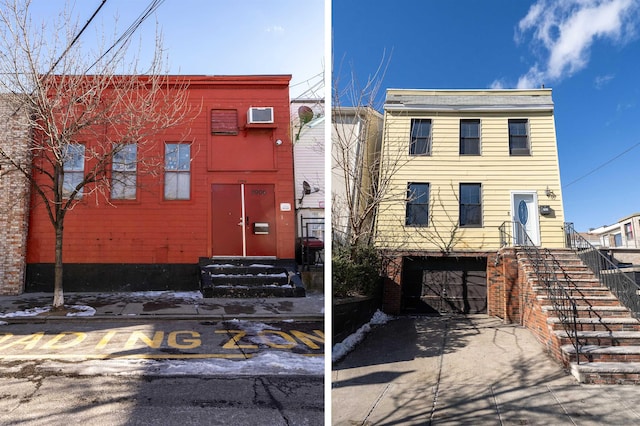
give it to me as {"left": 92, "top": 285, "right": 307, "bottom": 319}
{"left": 0, "top": 291, "right": 325, "bottom": 322}
{"left": 332, "top": 315, "right": 640, "bottom": 425}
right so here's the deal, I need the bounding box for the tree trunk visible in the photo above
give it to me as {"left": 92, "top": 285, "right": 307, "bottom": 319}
{"left": 53, "top": 215, "right": 65, "bottom": 309}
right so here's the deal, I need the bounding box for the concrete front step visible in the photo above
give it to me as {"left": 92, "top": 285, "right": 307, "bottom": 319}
{"left": 555, "top": 330, "right": 640, "bottom": 346}
{"left": 198, "top": 257, "right": 304, "bottom": 298}
{"left": 570, "top": 362, "right": 640, "bottom": 384}
{"left": 542, "top": 305, "right": 631, "bottom": 318}
{"left": 547, "top": 316, "right": 640, "bottom": 332}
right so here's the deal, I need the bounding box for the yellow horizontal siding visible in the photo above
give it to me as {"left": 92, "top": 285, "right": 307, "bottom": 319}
{"left": 375, "top": 109, "right": 566, "bottom": 251}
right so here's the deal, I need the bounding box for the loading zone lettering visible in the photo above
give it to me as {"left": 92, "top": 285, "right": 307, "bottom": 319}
{"left": 0, "top": 329, "right": 324, "bottom": 352}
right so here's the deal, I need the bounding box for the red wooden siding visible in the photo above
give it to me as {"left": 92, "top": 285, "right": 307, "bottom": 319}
{"left": 26, "top": 75, "right": 295, "bottom": 265}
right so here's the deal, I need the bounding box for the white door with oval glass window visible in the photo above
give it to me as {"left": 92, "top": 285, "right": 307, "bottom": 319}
{"left": 511, "top": 192, "right": 540, "bottom": 246}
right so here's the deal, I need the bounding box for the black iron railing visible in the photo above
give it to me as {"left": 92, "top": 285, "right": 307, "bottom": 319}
{"left": 500, "top": 221, "right": 581, "bottom": 362}
{"left": 564, "top": 222, "right": 640, "bottom": 317}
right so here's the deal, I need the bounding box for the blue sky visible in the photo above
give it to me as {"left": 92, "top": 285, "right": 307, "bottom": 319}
{"left": 25, "top": 0, "right": 325, "bottom": 99}
{"left": 333, "top": 0, "right": 640, "bottom": 232}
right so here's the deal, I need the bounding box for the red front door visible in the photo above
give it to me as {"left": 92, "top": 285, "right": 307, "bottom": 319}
{"left": 211, "top": 184, "right": 277, "bottom": 257}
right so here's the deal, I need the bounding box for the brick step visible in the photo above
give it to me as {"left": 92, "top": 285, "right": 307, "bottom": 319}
{"left": 532, "top": 285, "right": 612, "bottom": 297}
{"left": 569, "top": 362, "right": 640, "bottom": 384}
{"left": 527, "top": 276, "right": 602, "bottom": 286}
{"left": 555, "top": 330, "right": 640, "bottom": 347}
{"left": 547, "top": 317, "right": 640, "bottom": 332}
{"left": 561, "top": 344, "right": 640, "bottom": 363}
{"left": 542, "top": 305, "right": 631, "bottom": 318}
{"left": 537, "top": 294, "right": 620, "bottom": 306}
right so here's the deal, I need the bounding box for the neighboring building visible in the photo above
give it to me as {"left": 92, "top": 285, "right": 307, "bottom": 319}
{"left": 0, "top": 95, "right": 31, "bottom": 295}
{"left": 331, "top": 106, "right": 383, "bottom": 246}
{"left": 376, "top": 88, "right": 566, "bottom": 314}
{"left": 587, "top": 213, "right": 640, "bottom": 249}
{"left": 25, "top": 75, "right": 296, "bottom": 291}
{"left": 291, "top": 98, "right": 325, "bottom": 250}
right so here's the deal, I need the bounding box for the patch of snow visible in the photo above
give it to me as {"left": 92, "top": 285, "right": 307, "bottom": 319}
{"left": 0, "top": 306, "right": 51, "bottom": 318}
{"left": 66, "top": 305, "right": 96, "bottom": 317}
{"left": 0, "top": 321, "right": 7, "bottom": 326}
{"left": 37, "top": 351, "right": 323, "bottom": 376}
{"left": 256, "top": 273, "right": 288, "bottom": 278}
{"left": 224, "top": 319, "right": 278, "bottom": 333}
{"left": 332, "top": 309, "right": 394, "bottom": 363}
{"left": 248, "top": 263, "right": 276, "bottom": 268}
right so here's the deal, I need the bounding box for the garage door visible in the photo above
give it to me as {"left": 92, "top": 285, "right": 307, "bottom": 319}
{"left": 402, "top": 257, "right": 487, "bottom": 314}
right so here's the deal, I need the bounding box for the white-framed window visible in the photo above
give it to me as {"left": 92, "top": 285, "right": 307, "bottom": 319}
{"left": 164, "top": 143, "right": 190, "bottom": 200}
{"left": 111, "top": 143, "right": 137, "bottom": 200}
{"left": 62, "top": 143, "right": 85, "bottom": 197}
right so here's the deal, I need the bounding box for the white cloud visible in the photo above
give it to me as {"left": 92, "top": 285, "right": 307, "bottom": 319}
{"left": 265, "top": 25, "right": 285, "bottom": 34}
{"left": 594, "top": 73, "right": 615, "bottom": 88}
{"left": 516, "top": 0, "right": 639, "bottom": 88}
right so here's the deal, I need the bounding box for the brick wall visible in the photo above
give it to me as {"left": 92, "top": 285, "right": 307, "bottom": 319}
{"left": 0, "top": 96, "right": 30, "bottom": 295}
{"left": 382, "top": 254, "right": 403, "bottom": 314}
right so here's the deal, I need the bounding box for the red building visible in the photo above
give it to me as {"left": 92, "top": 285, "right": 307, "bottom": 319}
{"left": 25, "top": 75, "right": 296, "bottom": 291}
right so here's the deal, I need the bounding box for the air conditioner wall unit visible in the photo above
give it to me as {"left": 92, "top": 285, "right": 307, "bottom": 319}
{"left": 247, "top": 107, "right": 274, "bottom": 124}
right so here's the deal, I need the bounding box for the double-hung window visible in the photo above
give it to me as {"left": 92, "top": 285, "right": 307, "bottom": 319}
{"left": 111, "top": 143, "right": 137, "bottom": 200}
{"left": 460, "top": 119, "right": 480, "bottom": 155}
{"left": 460, "top": 183, "right": 482, "bottom": 227}
{"left": 508, "top": 119, "right": 530, "bottom": 155}
{"left": 410, "top": 119, "right": 431, "bottom": 155}
{"left": 405, "top": 183, "right": 430, "bottom": 226}
{"left": 164, "top": 143, "right": 191, "bottom": 200}
{"left": 62, "top": 143, "right": 85, "bottom": 198}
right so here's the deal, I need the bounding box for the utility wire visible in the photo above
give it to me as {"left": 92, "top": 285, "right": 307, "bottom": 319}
{"left": 563, "top": 141, "right": 640, "bottom": 189}
{"left": 85, "top": 0, "right": 165, "bottom": 73}
{"left": 46, "top": 0, "right": 107, "bottom": 76}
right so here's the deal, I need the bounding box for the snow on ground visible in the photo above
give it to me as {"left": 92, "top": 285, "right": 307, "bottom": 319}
{"left": 332, "top": 310, "right": 394, "bottom": 363}
{"left": 24, "top": 351, "right": 324, "bottom": 377}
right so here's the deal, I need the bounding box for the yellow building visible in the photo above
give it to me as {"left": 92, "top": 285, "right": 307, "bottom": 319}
{"left": 376, "top": 88, "right": 565, "bottom": 313}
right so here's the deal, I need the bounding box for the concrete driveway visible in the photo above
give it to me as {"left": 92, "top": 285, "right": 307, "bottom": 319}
{"left": 332, "top": 315, "right": 640, "bottom": 425}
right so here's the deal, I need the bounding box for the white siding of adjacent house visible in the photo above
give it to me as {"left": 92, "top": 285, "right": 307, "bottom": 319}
{"left": 292, "top": 100, "right": 324, "bottom": 240}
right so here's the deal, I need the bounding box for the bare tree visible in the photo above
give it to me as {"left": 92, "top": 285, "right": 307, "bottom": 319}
{"left": 0, "top": 0, "right": 192, "bottom": 308}
{"left": 332, "top": 51, "right": 405, "bottom": 250}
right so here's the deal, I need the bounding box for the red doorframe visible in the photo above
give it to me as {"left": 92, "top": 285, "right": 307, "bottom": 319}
{"left": 211, "top": 184, "right": 277, "bottom": 257}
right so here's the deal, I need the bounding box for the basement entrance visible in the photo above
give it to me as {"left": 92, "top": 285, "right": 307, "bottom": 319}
{"left": 402, "top": 256, "right": 487, "bottom": 314}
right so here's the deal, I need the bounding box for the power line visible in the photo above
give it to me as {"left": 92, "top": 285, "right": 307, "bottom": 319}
{"left": 563, "top": 141, "right": 640, "bottom": 188}
{"left": 47, "top": 0, "right": 107, "bottom": 76}
{"left": 85, "top": 0, "right": 165, "bottom": 73}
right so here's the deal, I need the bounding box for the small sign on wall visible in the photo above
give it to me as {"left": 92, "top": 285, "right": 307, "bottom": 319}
{"left": 280, "top": 203, "right": 292, "bottom": 211}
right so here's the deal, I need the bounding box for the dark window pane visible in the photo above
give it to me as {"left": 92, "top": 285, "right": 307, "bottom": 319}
{"left": 410, "top": 119, "right": 431, "bottom": 155}
{"left": 406, "top": 183, "right": 429, "bottom": 226}
{"left": 509, "top": 119, "right": 529, "bottom": 155}
{"left": 460, "top": 119, "right": 480, "bottom": 155}
{"left": 460, "top": 183, "right": 481, "bottom": 227}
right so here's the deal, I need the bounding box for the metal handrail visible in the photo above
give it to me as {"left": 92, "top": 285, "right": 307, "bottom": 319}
{"left": 500, "top": 221, "right": 582, "bottom": 363}
{"left": 564, "top": 222, "right": 640, "bottom": 317}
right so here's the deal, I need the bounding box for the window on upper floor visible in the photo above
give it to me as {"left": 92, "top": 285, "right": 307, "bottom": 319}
{"left": 460, "top": 183, "right": 482, "bottom": 227}
{"left": 508, "top": 119, "right": 530, "bottom": 155}
{"left": 164, "top": 143, "right": 191, "bottom": 200}
{"left": 460, "top": 119, "right": 480, "bottom": 155}
{"left": 211, "top": 109, "right": 238, "bottom": 135}
{"left": 405, "top": 182, "right": 430, "bottom": 226}
{"left": 410, "top": 119, "right": 431, "bottom": 155}
{"left": 613, "top": 233, "right": 623, "bottom": 247}
{"left": 624, "top": 222, "right": 633, "bottom": 242}
{"left": 62, "top": 143, "right": 85, "bottom": 198}
{"left": 111, "top": 143, "right": 137, "bottom": 200}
